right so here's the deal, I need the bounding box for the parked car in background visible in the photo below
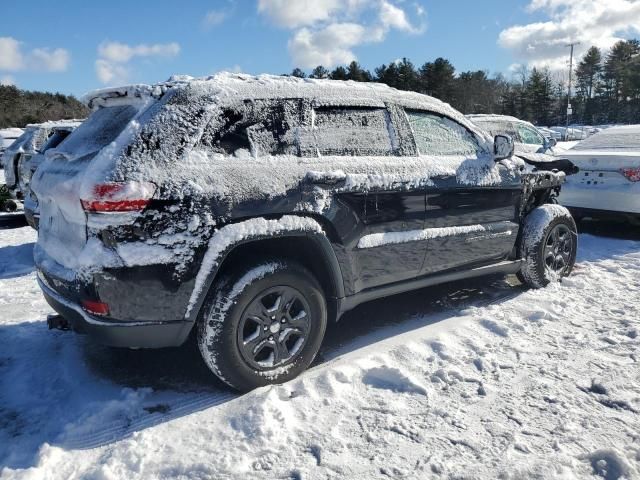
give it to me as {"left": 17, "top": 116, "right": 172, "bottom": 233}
{"left": 35, "top": 74, "right": 577, "bottom": 392}
{"left": 467, "top": 114, "right": 557, "bottom": 156}
{"left": 21, "top": 121, "right": 83, "bottom": 228}
{"left": 558, "top": 125, "right": 640, "bottom": 224}
{"left": 537, "top": 126, "right": 562, "bottom": 141}
{"left": 467, "top": 114, "right": 577, "bottom": 175}
{"left": 3, "top": 124, "right": 52, "bottom": 201}
{"left": 549, "top": 126, "right": 589, "bottom": 141}
{"left": 2, "top": 121, "right": 81, "bottom": 206}
{"left": 0, "top": 128, "right": 24, "bottom": 157}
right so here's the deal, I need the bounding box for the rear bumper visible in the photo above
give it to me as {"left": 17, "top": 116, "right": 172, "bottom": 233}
{"left": 38, "top": 274, "right": 194, "bottom": 349}
{"left": 558, "top": 183, "right": 640, "bottom": 214}
{"left": 566, "top": 207, "right": 640, "bottom": 222}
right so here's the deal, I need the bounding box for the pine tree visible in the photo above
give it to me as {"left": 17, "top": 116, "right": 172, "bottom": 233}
{"left": 346, "top": 61, "right": 372, "bottom": 82}
{"left": 310, "top": 66, "right": 330, "bottom": 79}
{"left": 290, "top": 68, "right": 306, "bottom": 78}
{"left": 418, "top": 58, "right": 456, "bottom": 103}
{"left": 526, "top": 68, "right": 554, "bottom": 125}
{"left": 330, "top": 66, "right": 349, "bottom": 81}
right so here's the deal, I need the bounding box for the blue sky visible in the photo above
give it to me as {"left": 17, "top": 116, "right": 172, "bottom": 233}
{"left": 1, "top": 0, "right": 638, "bottom": 96}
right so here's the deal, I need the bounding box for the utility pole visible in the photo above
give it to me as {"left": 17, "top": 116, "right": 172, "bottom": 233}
{"left": 565, "top": 42, "right": 581, "bottom": 140}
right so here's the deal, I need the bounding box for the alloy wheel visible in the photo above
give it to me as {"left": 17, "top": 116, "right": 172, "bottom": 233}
{"left": 237, "top": 286, "right": 312, "bottom": 370}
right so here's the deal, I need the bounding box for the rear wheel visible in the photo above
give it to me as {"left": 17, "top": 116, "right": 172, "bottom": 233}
{"left": 197, "top": 260, "right": 327, "bottom": 392}
{"left": 517, "top": 204, "right": 577, "bottom": 288}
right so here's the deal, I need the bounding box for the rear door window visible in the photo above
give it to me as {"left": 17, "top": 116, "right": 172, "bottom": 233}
{"left": 302, "top": 107, "right": 395, "bottom": 157}
{"left": 199, "top": 100, "right": 300, "bottom": 157}
{"left": 407, "top": 111, "right": 479, "bottom": 156}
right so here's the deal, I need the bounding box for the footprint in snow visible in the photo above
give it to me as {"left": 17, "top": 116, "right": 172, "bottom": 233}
{"left": 479, "top": 319, "right": 510, "bottom": 338}
{"left": 362, "top": 366, "right": 427, "bottom": 395}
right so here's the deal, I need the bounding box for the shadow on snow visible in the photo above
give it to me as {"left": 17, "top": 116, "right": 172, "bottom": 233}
{"left": 0, "top": 274, "right": 520, "bottom": 469}
{"left": 0, "top": 243, "right": 35, "bottom": 279}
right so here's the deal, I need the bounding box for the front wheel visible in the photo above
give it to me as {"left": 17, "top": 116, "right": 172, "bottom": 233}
{"left": 517, "top": 204, "right": 577, "bottom": 289}
{"left": 197, "top": 260, "right": 327, "bottom": 392}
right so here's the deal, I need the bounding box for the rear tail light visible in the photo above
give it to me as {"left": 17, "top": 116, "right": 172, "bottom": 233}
{"left": 621, "top": 168, "right": 640, "bottom": 182}
{"left": 81, "top": 300, "right": 110, "bottom": 316}
{"left": 80, "top": 181, "right": 156, "bottom": 212}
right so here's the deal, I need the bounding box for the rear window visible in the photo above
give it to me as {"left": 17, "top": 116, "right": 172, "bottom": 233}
{"left": 41, "top": 130, "right": 73, "bottom": 152}
{"left": 301, "top": 107, "right": 395, "bottom": 157}
{"left": 572, "top": 127, "right": 640, "bottom": 151}
{"left": 54, "top": 105, "right": 139, "bottom": 159}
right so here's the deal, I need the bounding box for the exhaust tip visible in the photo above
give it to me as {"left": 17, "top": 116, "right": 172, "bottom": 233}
{"left": 47, "top": 314, "right": 71, "bottom": 331}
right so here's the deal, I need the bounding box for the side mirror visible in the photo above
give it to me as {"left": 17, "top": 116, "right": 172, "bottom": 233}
{"left": 545, "top": 137, "right": 557, "bottom": 148}
{"left": 494, "top": 134, "right": 514, "bottom": 161}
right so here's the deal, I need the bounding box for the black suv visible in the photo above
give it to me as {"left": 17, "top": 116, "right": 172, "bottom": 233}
{"left": 33, "top": 74, "right": 577, "bottom": 391}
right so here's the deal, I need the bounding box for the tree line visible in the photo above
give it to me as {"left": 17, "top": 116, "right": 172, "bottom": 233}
{"left": 0, "top": 85, "right": 88, "bottom": 129}
{"left": 289, "top": 39, "right": 640, "bottom": 127}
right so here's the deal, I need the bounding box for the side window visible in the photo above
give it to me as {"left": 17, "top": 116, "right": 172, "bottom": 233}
{"left": 407, "top": 111, "right": 479, "bottom": 156}
{"left": 517, "top": 125, "right": 544, "bottom": 145}
{"left": 199, "top": 100, "right": 300, "bottom": 157}
{"left": 302, "top": 107, "right": 395, "bottom": 157}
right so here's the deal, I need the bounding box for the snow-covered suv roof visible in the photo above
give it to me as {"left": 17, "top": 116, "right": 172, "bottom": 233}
{"left": 83, "top": 72, "right": 489, "bottom": 142}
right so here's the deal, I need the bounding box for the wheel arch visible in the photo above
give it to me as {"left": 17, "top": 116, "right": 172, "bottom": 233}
{"left": 185, "top": 216, "right": 345, "bottom": 325}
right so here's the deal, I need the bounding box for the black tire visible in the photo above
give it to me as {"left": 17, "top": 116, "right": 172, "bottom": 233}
{"left": 197, "top": 259, "right": 327, "bottom": 392}
{"left": 517, "top": 204, "right": 578, "bottom": 289}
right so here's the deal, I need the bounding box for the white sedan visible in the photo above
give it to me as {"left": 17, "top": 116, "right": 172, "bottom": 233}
{"left": 558, "top": 125, "right": 640, "bottom": 224}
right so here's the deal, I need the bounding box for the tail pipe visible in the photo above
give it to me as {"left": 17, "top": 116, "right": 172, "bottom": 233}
{"left": 47, "top": 314, "right": 71, "bottom": 331}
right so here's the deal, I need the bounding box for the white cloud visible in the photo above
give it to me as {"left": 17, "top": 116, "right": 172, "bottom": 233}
{"left": 499, "top": 0, "right": 640, "bottom": 70}
{"left": 258, "top": 0, "right": 344, "bottom": 28}
{"left": 0, "top": 37, "right": 70, "bottom": 73}
{"left": 259, "top": 0, "right": 426, "bottom": 68}
{"left": 0, "top": 38, "right": 24, "bottom": 71}
{"left": 203, "top": 10, "right": 229, "bottom": 28}
{"left": 98, "top": 42, "right": 180, "bottom": 63}
{"left": 0, "top": 75, "right": 15, "bottom": 86}
{"left": 379, "top": 1, "right": 424, "bottom": 34}
{"left": 29, "top": 48, "right": 70, "bottom": 72}
{"left": 289, "top": 23, "right": 368, "bottom": 67}
{"left": 95, "top": 41, "right": 180, "bottom": 85}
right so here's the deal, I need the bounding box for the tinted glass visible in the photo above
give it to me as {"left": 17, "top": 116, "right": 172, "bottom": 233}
{"left": 200, "top": 100, "right": 299, "bottom": 157}
{"left": 41, "top": 130, "right": 72, "bottom": 152}
{"left": 306, "top": 107, "right": 394, "bottom": 157}
{"left": 407, "top": 111, "right": 479, "bottom": 156}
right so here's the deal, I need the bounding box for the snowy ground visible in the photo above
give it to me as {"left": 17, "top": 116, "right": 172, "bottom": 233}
{"left": 0, "top": 222, "right": 639, "bottom": 479}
